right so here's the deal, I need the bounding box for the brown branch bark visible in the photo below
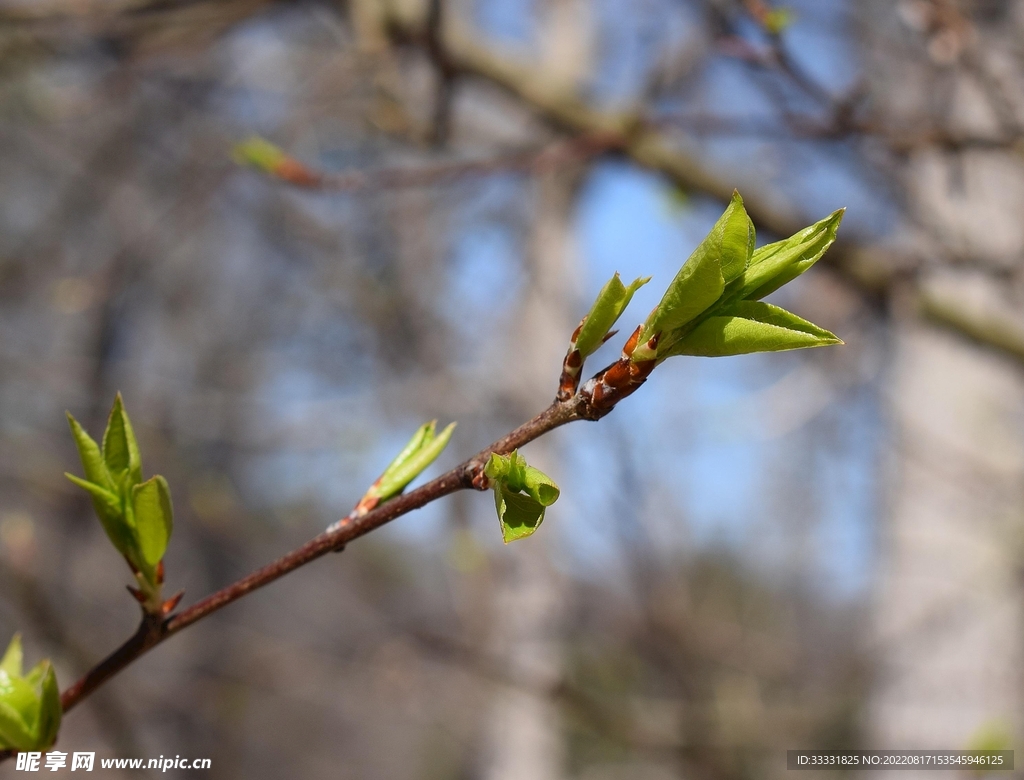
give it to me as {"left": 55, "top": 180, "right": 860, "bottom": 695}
{"left": 247, "top": 135, "right": 619, "bottom": 192}
{"left": 0, "top": 389, "right": 619, "bottom": 763}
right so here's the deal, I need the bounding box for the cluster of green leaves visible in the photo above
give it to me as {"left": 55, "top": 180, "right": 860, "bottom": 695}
{"left": 630, "top": 192, "right": 844, "bottom": 363}
{"left": 65, "top": 395, "right": 173, "bottom": 613}
{"left": 0, "top": 636, "right": 60, "bottom": 751}
{"left": 484, "top": 451, "right": 560, "bottom": 543}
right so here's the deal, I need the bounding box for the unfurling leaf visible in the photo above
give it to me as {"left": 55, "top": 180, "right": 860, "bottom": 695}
{"left": 635, "top": 192, "right": 752, "bottom": 360}
{"left": 663, "top": 300, "right": 842, "bottom": 357}
{"left": 66, "top": 414, "right": 114, "bottom": 492}
{"left": 132, "top": 475, "right": 174, "bottom": 568}
{"left": 485, "top": 451, "right": 559, "bottom": 543}
{"left": 730, "top": 208, "right": 844, "bottom": 303}
{"left": 374, "top": 421, "right": 456, "bottom": 502}
{"left": 63, "top": 473, "right": 134, "bottom": 559}
{"left": 350, "top": 421, "right": 457, "bottom": 518}
{"left": 0, "top": 635, "right": 21, "bottom": 679}
{"left": 575, "top": 274, "right": 650, "bottom": 358}
{"left": 102, "top": 393, "right": 142, "bottom": 486}
{"left": 0, "top": 635, "right": 61, "bottom": 751}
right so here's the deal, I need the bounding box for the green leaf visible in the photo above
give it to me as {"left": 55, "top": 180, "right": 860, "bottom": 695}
{"left": 383, "top": 422, "right": 433, "bottom": 477}
{"left": 0, "top": 672, "right": 36, "bottom": 723}
{"left": 66, "top": 413, "right": 114, "bottom": 492}
{"left": 131, "top": 475, "right": 173, "bottom": 567}
{"left": 495, "top": 487, "right": 547, "bottom": 543}
{"left": 232, "top": 136, "right": 287, "bottom": 173}
{"left": 374, "top": 422, "right": 456, "bottom": 502}
{"left": 35, "top": 663, "right": 60, "bottom": 750}
{"left": 484, "top": 452, "right": 510, "bottom": 482}
{"left": 718, "top": 193, "right": 756, "bottom": 284}
{"left": 763, "top": 7, "right": 794, "bottom": 34}
{"left": 637, "top": 193, "right": 754, "bottom": 357}
{"left": 664, "top": 301, "right": 842, "bottom": 357}
{"left": 64, "top": 474, "right": 121, "bottom": 518}
{"left": 0, "top": 699, "right": 35, "bottom": 751}
{"left": 521, "top": 466, "right": 560, "bottom": 506}
{"left": 65, "top": 473, "right": 136, "bottom": 559}
{"left": 102, "top": 394, "right": 142, "bottom": 486}
{"left": 485, "top": 451, "right": 559, "bottom": 543}
{"left": 1, "top": 635, "right": 22, "bottom": 678}
{"left": 575, "top": 274, "right": 650, "bottom": 358}
{"left": 732, "top": 209, "right": 844, "bottom": 302}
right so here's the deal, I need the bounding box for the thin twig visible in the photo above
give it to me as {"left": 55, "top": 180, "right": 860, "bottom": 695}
{"left": 254, "top": 134, "right": 621, "bottom": 192}
{"left": 12, "top": 391, "right": 605, "bottom": 748}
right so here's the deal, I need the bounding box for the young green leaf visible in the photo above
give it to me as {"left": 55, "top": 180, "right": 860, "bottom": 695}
{"left": 232, "top": 136, "right": 288, "bottom": 174}
{"left": 731, "top": 208, "right": 844, "bottom": 303}
{"left": 575, "top": 273, "right": 650, "bottom": 358}
{"left": 132, "top": 475, "right": 173, "bottom": 568}
{"left": 373, "top": 422, "right": 456, "bottom": 503}
{"left": 384, "top": 421, "right": 434, "bottom": 477}
{"left": 485, "top": 451, "right": 559, "bottom": 543}
{"left": 102, "top": 393, "right": 142, "bottom": 486}
{"left": 64, "top": 473, "right": 136, "bottom": 560}
{"left": 494, "top": 487, "right": 547, "bottom": 544}
{"left": 663, "top": 300, "right": 842, "bottom": 357}
{"left": 636, "top": 192, "right": 753, "bottom": 359}
{"left": 35, "top": 663, "right": 61, "bottom": 750}
{"left": 520, "top": 465, "right": 560, "bottom": 507}
{"left": 717, "top": 192, "right": 756, "bottom": 284}
{"left": 0, "top": 635, "right": 21, "bottom": 679}
{"left": 0, "top": 699, "right": 35, "bottom": 751}
{"left": 66, "top": 414, "right": 114, "bottom": 492}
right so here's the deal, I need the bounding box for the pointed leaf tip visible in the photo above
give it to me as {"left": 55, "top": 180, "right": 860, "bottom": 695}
{"left": 1, "top": 635, "right": 22, "bottom": 678}
{"left": 102, "top": 393, "right": 142, "bottom": 486}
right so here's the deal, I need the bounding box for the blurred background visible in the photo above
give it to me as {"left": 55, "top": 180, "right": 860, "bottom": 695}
{"left": 1, "top": 0, "right": 1023, "bottom": 777}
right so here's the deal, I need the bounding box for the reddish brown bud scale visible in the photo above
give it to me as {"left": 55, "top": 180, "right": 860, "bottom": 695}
{"left": 127, "top": 586, "right": 146, "bottom": 604}
{"left": 621, "top": 325, "right": 642, "bottom": 358}
{"left": 161, "top": 591, "right": 185, "bottom": 616}
{"left": 602, "top": 360, "right": 632, "bottom": 390}
{"left": 273, "top": 159, "right": 323, "bottom": 188}
{"left": 571, "top": 320, "right": 585, "bottom": 343}
{"left": 156, "top": 560, "right": 165, "bottom": 586}
{"left": 353, "top": 493, "right": 380, "bottom": 517}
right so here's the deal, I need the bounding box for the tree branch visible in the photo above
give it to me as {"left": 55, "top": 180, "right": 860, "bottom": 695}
{"left": 379, "top": 9, "right": 1024, "bottom": 370}
{"left": 0, "top": 391, "right": 611, "bottom": 762}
